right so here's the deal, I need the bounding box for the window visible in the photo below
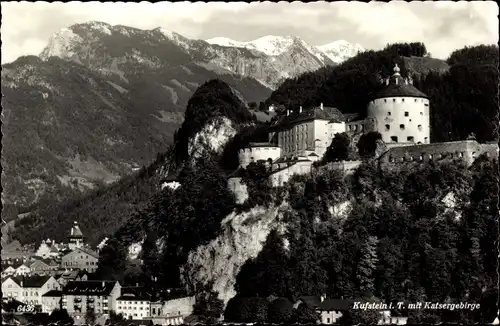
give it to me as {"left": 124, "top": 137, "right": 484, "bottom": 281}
{"left": 327, "top": 318, "right": 331, "bottom": 323}
{"left": 424, "top": 137, "right": 428, "bottom": 143}
{"left": 404, "top": 111, "right": 409, "bottom": 117}
{"left": 418, "top": 125, "right": 422, "bottom": 131}
{"left": 420, "top": 112, "right": 423, "bottom": 115}
{"left": 384, "top": 99, "right": 387, "bottom": 103}
{"left": 393, "top": 98, "right": 396, "bottom": 102}
{"left": 414, "top": 99, "right": 417, "bottom": 102}
{"left": 402, "top": 98, "right": 405, "bottom": 102}
{"left": 391, "top": 136, "right": 398, "bottom": 142}
{"left": 388, "top": 111, "right": 391, "bottom": 116}
{"left": 400, "top": 124, "right": 405, "bottom": 130}
{"left": 407, "top": 136, "right": 414, "bottom": 142}
{"left": 385, "top": 124, "right": 390, "bottom": 131}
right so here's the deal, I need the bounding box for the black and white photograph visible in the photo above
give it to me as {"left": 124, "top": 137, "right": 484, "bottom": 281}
{"left": 1, "top": 1, "right": 499, "bottom": 325}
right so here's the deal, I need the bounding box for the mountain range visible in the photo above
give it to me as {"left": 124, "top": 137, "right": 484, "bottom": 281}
{"left": 1, "top": 21, "right": 364, "bottom": 212}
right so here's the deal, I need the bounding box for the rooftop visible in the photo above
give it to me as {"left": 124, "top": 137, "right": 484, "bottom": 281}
{"left": 42, "top": 290, "right": 62, "bottom": 297}
{"left": 317, "top": 299, "right": 353, "bottom": 311}
{"left": 271, "top": 105, "right": 346, "bottom": 130}
{"left": 69, "top": 221, "right": 84, "bottom": 238}
{"left": 372, "top": 64, "right": 428, "bottom": 99}
{"left": 62, "top": 280, "right": 117, "bottom": 296}
{"left": 9, "top": 275, "right": 53, "bottom": 288}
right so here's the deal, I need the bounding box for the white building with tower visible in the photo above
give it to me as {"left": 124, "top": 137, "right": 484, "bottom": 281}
{"left": 367, "top": 63, "right": 430, "bottom": 146}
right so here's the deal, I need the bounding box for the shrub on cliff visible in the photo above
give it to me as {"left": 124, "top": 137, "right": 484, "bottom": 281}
{"left": 173, "top": 79, "right": 255, "bottom": 165}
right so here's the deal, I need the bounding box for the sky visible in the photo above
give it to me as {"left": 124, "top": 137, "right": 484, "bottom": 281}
{"left": 1, "top": 1, "right": 498, "bottom": 64}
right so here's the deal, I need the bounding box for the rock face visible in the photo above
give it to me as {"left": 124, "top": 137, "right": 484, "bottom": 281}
{"left": 181, "top": 204, "right": 290, "bottom": 304}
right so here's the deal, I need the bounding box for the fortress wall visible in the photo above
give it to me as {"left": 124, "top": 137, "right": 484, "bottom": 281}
{"left": 319, "top": 160, "right": 363, "bottom": 175}
{"left": 238, "top": 146, "right": 281, "bottom": 168}
{"left": 269, "top": 161, "right": 313, "bottom": 187}
{"left": 478, "top": 143, "right": 499, "bottom": 158}
{"left": 382, "top": 140, "right": 482, "bottom": 166}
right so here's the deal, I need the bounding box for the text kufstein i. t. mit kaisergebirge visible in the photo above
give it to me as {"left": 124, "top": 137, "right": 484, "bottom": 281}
{"left": 353, "top": 301, "right": 481, "bottom": 311}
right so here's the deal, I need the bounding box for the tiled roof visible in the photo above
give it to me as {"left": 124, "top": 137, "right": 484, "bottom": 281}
{"left": 271, "top": 106, "right": 346, "bottom": 130}
{"left": 344, "top": 113, "right": 362, "bottom": 122}
{"left": 69, "top": 221, "right": 84, "bottom": 238}
{"left": 62, "top": 280, "right": 117, "bottom": 296}
{"left": 247, "top": 142, "right": 276, "bottom": 148}
{"left": 78, "top": 247, "right": 99, "bottom": 258}
{"left": 372, "top": 83, "right": 428, "bottom": 99}
{"left": 298, "top": 296, "right": 322, "bottom": 309}
{"left": 317, "top": 299, "right": 353, "bottom": 311}
{"left": 117, "top": 294, "right": 152, "bottom": 301}
{"left": 10, "top": 275, "right": 52, "bottom": 288}
{"left": 42, "top": 290, "right": 62, "bottom": 297}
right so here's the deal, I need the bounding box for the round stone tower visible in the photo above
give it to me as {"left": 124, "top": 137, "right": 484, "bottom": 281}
{"left": 367, "top": 64, "right": 430, "bottom": 145}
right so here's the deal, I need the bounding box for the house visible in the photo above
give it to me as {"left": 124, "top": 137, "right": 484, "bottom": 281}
{"left": 2, "top": 276, "right": 23, "bottom": 301}
{"left": 15, "top": 263, "right": 31, "bottom": 276}
{"left": 42, "top": 289, "right": 62, "bottom": 314}
{"left": 148, "top": 289, "right": 195, "bottom": 324}
{"left": 62, "top": 280, "right": 121, "bottom": 319}
{"left": 1, "top": 265, "right": 17, "bottom": 278}
{"left": 29, "top": 258, "right": 60, "bottom": 275}
{"left": 2, "top": 275, "right": 61, "bottom": 307}
{"left": 56, "top": 270, "right": 88, "bottom": 287}
{"left": 116, "top": 293, "right": 152, "bottom": 320}
{"left": 61, "top": 247, "right": 99, "bottom": 273}
{"left": 316, "top": 298, "right": 353, "bottom": 324}
{"left": 35, "top": 239, "right": 61, "bottom": 259}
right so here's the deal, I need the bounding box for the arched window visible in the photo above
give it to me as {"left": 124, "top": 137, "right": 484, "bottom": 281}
{"left": 385, "top": 124, "right": 390, "bottom": 131}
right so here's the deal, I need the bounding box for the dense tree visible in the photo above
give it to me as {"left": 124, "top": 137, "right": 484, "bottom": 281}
{"left": 95, "top": 237, "right": 128, "bottom": 281}
{"left": 323, "top": 132, "right": 351, "bottom": 162}
{"left": 224, "top": 297, "right": 268, "bottom": 323}
{"left": 192, "top": 288, "right": 224, "bottom": 324}
{"left": 356, "top": 131, "right": 382, "bottom": 159}
{"left": 292, "top": 302, "right": 321, "bottom": 324}
{"left": 235, "top": 230, "right": 291, "bottom": 298}
{"left": 267, "top": 298, "right": 294, "bottom": 324}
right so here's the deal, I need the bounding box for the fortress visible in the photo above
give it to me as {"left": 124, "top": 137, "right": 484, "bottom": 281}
{"left": 227, "top": 64, "right": 498, "bottom": 203}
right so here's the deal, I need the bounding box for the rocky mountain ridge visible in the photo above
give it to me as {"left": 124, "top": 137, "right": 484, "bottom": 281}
{"left": 2, "top": 21, "right": 363, "bottom": 211}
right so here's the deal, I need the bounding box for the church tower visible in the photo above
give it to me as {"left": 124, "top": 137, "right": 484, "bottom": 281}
{"left": 68, "top": 221, "right": 84, "bottom": 250}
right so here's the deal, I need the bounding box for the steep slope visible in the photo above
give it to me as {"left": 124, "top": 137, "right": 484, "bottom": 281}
{"left": 10, "top": 79, "right": 254, "bottom": 247}
{"left": 2, "top": 26, "right": 272, "bottom": 210}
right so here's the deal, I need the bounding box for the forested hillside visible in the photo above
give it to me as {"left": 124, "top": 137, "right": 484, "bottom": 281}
{"left": 10, "top": 79, "right": 258, "bottom": 247}
{"left": 266, "top": 43, "right": 498, "bottom": 142}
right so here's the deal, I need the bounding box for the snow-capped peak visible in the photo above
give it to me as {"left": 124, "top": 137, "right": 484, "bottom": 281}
{"left": 317, "top": 40, "right": 365, "bottom": 63}
{"left": 206, "top": 35, "right": 299, "bottom": 56}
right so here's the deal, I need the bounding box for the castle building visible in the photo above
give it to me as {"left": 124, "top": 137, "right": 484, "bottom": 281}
{"left": 366, "top": 64, "right": 430, "bottom": 146}
{"left": 226, "top": 63, "right": 498, "bottom": 200}
{"left": 68, "top": 221, "right": 84, "bottom": 251}
{"left": 268, "top": 103, "right": 346, "bottom": 160}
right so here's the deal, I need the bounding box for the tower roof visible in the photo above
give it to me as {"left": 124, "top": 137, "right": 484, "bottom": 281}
{"left": 270, "top": 105, "right": 345, "bottom": 130}
{"left": 69, "top": 221, "right": 84, "bottom": 238}
{"left": 372, "top": 63, "right": 428, "bottom": 100}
